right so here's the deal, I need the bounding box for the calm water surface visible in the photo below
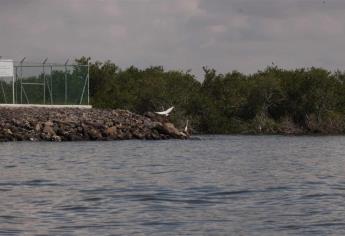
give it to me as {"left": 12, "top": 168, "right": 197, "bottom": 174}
{"left": 1, "top": 135, "right": 345, "bottom": 235}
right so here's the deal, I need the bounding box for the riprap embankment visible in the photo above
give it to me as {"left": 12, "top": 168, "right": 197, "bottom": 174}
{"left": 0, "top": 107, "right": 188, "bottom": 142}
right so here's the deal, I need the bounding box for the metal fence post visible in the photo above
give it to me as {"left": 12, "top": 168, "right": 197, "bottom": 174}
{"left": 42, "top": 58, "right": 48, "bottom": 104}
{"left": 87, "top": 62, "right": 90, "bottom": 105}
{"left": 64, "top": 58, "right": 69, "bottom": 105}
{"left": 20, "top": 57, "right": 26, "bottom": 104}
{"left": 50, "top": 64, "right": 53, "bottom": 104}
{"left": 12, "top": 61, "right": 15, "bottom": 104}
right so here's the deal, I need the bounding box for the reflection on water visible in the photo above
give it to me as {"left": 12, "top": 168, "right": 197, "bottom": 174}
{"left": 1, "top": 135, "right": 345, "bottom": 235}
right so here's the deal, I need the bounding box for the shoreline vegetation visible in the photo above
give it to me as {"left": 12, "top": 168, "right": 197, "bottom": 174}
{"left": 2, "top": 56, "right": 345, "bottom": 138}
{"left": 77, "top": 57, "right": 345, "bottom": 135}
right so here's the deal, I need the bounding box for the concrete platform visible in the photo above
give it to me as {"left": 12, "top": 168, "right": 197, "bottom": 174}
{"left": 0, "top": 104, "right": 92, "bottom": 109}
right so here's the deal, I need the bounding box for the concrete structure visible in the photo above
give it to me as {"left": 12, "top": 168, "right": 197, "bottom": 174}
{"left": 0, "top": 104, "right": 92, "bottom": 109}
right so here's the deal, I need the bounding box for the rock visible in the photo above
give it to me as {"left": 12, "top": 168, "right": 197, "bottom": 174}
{"left": 35, "top": 123, "right": 41, "bottom": 132}
{"left": 146, "top": 121, "right": 163, "bottom": 130}
{"left": 44, "top": 121, "right": 54, "bottom": 127}
{"left": 88, "top": 128, "right": 102, "bottom": 140}
{"left": 4, "top": 128, "right": 12, "bottom": 135}
{"left": 68, "top": 134, "right": 83, "bottom": 141}
{"left": 106, "top": 126, "right": 118, "bottom": 138}
{"left": 0, "top": 107, "right": 189, "bottom": 142}
{"left": 43, "top": 123, "right": 56, "bottom": 137}
{"left": 52, "top": 135, "right": 62, "bottom": 142}
{"left": 162, "top": 122, "right": 186, "bottom": 139}
{"left": 132, "top": 130, "right": 145, "bottom": 139}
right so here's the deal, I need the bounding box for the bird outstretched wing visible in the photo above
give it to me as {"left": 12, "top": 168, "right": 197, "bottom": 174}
{"left": 155, "top": 106, "right": 174, "bottom": 116}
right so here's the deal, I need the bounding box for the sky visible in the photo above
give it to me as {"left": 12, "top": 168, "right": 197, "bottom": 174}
{"left": 1, "top": 0, "right": 345, "bottom": 80}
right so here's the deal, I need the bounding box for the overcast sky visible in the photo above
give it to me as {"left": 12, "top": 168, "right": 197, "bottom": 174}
{"left": 1, "top": 0, "right": 345, "bottom": 79}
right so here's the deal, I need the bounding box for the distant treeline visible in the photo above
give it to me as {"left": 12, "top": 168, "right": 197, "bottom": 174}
{"left": 75, "top": 57, "right": 345, "bottom": 134}
{"left": 4, "top": 56, "right": 345, "bottom": 134}
{"left": 74, "top": 58, "right": 345, "bottom": 134}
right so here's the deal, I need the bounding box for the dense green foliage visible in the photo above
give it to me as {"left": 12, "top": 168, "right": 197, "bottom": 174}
{"left": 76, "top": 57, "right": 345, "bottom": 134}
{"left": 3, "top": 56, "right": 345, "bottom": 134}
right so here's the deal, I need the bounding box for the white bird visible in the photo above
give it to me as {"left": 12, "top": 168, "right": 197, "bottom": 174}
{"left": 184, "top": 120, "right": 189, "bottom": 133}
{"left": 155, "top": 106, "right": 174, "bottom": 116}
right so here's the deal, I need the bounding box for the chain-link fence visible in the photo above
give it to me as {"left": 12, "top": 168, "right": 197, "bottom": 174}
{"left": 0, "top": 59, "right": 89, "bottom": 105}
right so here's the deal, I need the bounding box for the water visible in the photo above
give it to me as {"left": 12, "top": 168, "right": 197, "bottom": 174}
{"left": 1, "top": 135, "right": 345, "bottom": 235}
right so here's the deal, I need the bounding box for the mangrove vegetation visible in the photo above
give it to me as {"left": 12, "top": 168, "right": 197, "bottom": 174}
{"left": 3, "top": 56, "right": 345, "bottom": 134}
{"left": 77, "top": 57, "right": 345, "bottom": 134}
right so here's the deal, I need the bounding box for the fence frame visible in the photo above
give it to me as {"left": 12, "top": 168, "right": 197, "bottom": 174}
{"left": 2, "top": 58, "right": 90, "bottom": 106}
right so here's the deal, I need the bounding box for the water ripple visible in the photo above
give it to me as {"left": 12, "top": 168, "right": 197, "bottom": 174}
{"left": 1, "top": 136, "right": 345, "bottom": 235}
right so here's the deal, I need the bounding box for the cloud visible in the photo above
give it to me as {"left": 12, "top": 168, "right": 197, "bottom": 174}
{"left": 1, "top": 0, "right": 345, "bottom": 79}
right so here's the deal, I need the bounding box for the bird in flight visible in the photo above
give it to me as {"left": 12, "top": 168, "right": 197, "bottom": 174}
{"left": 155, "top": 106, "right": 174, "bottom": 116}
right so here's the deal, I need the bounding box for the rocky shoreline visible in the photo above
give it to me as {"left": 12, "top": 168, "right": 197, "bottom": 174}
{"left": 0, "top": 108, "right": 189, "bottom": 142}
